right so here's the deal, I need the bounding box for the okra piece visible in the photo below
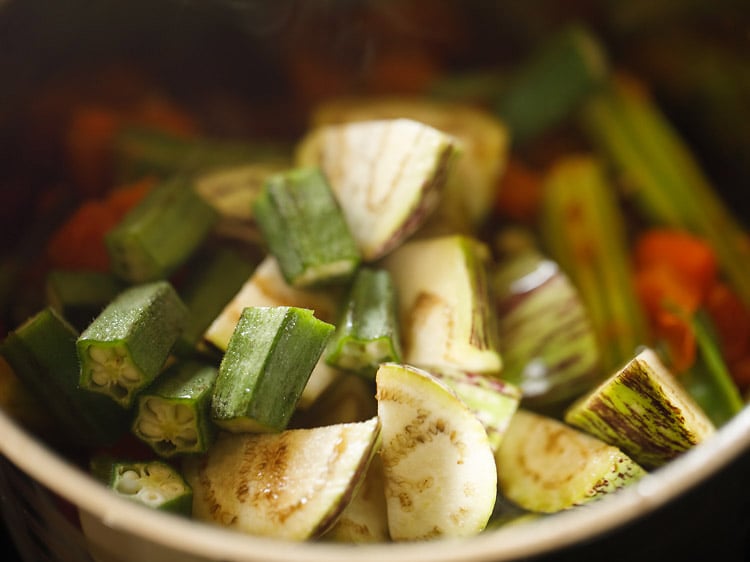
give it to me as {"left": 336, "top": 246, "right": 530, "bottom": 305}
{"left": 105, "top": 176, "right": 219, "bottom": 283}
{"left": 174, "top": 248, "right": 256, "bottom": 356}
{"left": 580, "top": 74, "right": 750, "bottom": 309}
{"left": 91, "top": 456, "right": 192, "bottom": 515}
{"left": 114, "top": 126, "right": 291, "bottom": 182}
{"left": 325, "top": 267, "right": 401, "bottom": 377}
{"left": 211, "top": 306, "right": 335, "bottom": 433}
{"left": 253, "top": 167, "right": 361, "bottom": 288}
{"left": 132, "top": 360, "right": 218, "bottom": 457}
{"left": 45, "top": 269, "right": 124, "bottom": 332}
{"left": 540, "top": 155, "right": 649, "bottom": 373}
{"left": 77, "top": 281, "right": 189, "bottom": 409}
{"left": 0, "top": 308, "right": 129, "bottom": 447}
{"left": 496, "top": 23, "right": 608, "bottom": 144}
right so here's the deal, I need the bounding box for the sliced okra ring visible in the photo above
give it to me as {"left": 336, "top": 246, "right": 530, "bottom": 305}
{"left": 132, "top": 360, "right": 218, "bottom": 457}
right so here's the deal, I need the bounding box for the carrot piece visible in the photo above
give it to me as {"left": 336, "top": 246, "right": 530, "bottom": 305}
{"left": 46, "top": 178, "right": 155, "bottom": 271}
{"left": 653, "top": 309, "right": 697, "bottom": 374}
{"left": 633, "top": 228, "right": 718, "bottom": 301}
{"left": 65, "top": 106, "right": 123, "bottom": 197}
{"left": 633, "top": 264, "right": 702, "bottom": 320}
{"left": 130, "top": 96, "right": 198, "bottom": 138}
{"left": 494, "top": 158, "right": 544, "bottom": 223}
{"left": 705, "top": 282, "right": 750, "bottom": 363}
{"left": 46, "top": 200, "right": 116, "bottom": 271}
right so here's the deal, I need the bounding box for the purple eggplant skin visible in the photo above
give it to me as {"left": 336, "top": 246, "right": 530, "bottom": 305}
{"left": 493, "top": 244, "right": 603, "bottom": 415}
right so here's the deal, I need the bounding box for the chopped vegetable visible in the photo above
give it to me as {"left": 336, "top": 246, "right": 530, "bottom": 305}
{"left": 77, "top": 281, "right": 189, "bottom": 408}
{"left": 131, "top": 360, "right": 218, "bottom": 457}
{"left": 105, "top": 176, "right": 218, "bottom": 283}
{"left": 540, "top": 154, "right": 649, "bottom": 373}
{"left": 496, "top": 409, "right": 646, "bottom": 513}
{"left": 184, "top": 417, "right": 381, "bottom": 540}
{"left": 1, "top": 307, "right": 129, "bottom": 447}
{"left": 296, "top": 118, "right": 458, "bottom": 260}
{"left": 92, "top": 457, "right": 193, "bottom": 515}
{"left": 324, "top": 267, "right": 401, "bottom": 377}
{"left": 253, "top": 167, "right": 361, "bottom": 288}
{"left": 375, "top": 362, "right": 497, "bottom": 540}
{"left": 382, "top": 234, "right": 502, "bottom": 374}
{"left": 211, "top": 306, "right": 334, "bottom": 433}
{"left": 564, "top": 347, "right": 715, "bottom": 469}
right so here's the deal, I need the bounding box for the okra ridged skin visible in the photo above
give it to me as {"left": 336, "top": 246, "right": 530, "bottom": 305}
{"left": 45, "top": 269, "right": 124, "bottom": 332}
{"left": 325, "top": 267, "right": 402, "bottom": 377}
{"left": 253, "top": 167, "right": 361, "bottom": 288}
{"left": 132, "top": 360, "right": 218, "bottom": 457}
{"left": 105, "top": 176, "right": 219, "bottom": 284}
{"left": 211, "top": 306, "right": 335, "bottom": 433}
{"left": 174, "top": 249, "right": 257, "bottom": 357}
{"left": 77, "top": 281, "right": 189, "bottom": 409}
{"left": 0, "top": 307, "right": 129, "bottom": 447}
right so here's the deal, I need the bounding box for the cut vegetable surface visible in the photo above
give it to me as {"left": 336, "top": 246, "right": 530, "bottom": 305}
{"left": 375, "top": 362, "right": 497, "bottom": 540}
{"left": 564, "top": 347, "right": 715, "bottom": 469}
{"left": 77, "top": 281, "right": 189, "bottom": 409}
{"left": 92, "top": 457, "right": 193, "bottom": 515}
{"left": 296, "top": 118, "right": 457, "bottom": 260}
{"left": 132, "top": 360, "right": 218, "bottom": 457}
{"left": 383, "top": 235, "right": 501, "bottom": 374}
{"left": 184, "top": 417, "right": 381, "bottom": 540}
{"left": 496, "top": 409, "right": 646, "bottom": 513}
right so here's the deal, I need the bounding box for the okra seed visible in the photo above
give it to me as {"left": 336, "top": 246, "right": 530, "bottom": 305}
{"left": 117, "top": 470, "right": 143, "bottom": 495}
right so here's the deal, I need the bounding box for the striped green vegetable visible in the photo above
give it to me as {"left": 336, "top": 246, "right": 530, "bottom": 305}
{"left": 539, "top": 154, "right": 649, "bottom": 373}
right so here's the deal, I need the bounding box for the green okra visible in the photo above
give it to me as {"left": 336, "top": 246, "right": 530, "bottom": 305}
{"left": 211, "top": 306, "right": 335, "bottom": 433}
{"left": 580, "top": 74, "right": 750, "bottom": 309}
{"left": 114, "top": 126, "right": 291, "bottom": 183}
{"left": 91, "top": 456, "right": 192, "bottom": 515}
{"left": 253, "top": 167, "right": 361, "bottom": 288}
{"left": 540, "top": 155, "right": 649, "bottom": 373}
{"left": 496, "top": 23, "right": 608, "bottom": 145}
{"left": 325, "top": 267, "right": 401, "bottom": 377}
{"left": 105, "top": 176, "right": 219, "bottom": 284}
{"left": 0, "top": 307, "right": 129, "bottom": 447}
{"left": 45, "top": 269, "right": 124, "bottom": 332}
{"left": 132, "top": 360, "right": 218, "bottom": 457}
{"left": 174, "top": 248, "right": 257, "bottom": 356}
{"left": 77, "top": 281, "right": 189, "bottom": 409}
